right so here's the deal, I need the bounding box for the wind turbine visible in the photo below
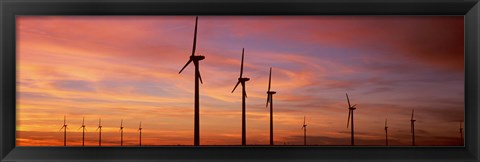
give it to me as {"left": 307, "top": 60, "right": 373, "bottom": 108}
{"left": 59, "top": 115, "right": 68, "bottom": 146}
{"left": 231, "top": 48, "right": 250, "bottom": 146}
{"left": 385, "top": 118, "right": 388, "bottom": 146}
{"left": 119, "top": 119, "right": 124, "bottom": 146}
{"left": 346, "top": 93, "right": 357, "bottom": 146}
{"left": 78, "top": 116, "right": 87, "bottom": 146}
{"left": 266, "top": 67, "right": 276, "bottom": 146}
{"left": 301, "top": 116, "right": 307, "bottom": 146}
{"left": 410, "top": 109, "right": 416, "bottom": 146}
{"left": 138, "top": 121, "right": 143, "bottom": 146}
{"left": 96, "top": 118, "right": 102, "bottom": 147}
{"left": 178, "top": 16, "right": 204, "bottom": 146}
{"left": 459, "top": 121, "right": 463, "bottom": 145}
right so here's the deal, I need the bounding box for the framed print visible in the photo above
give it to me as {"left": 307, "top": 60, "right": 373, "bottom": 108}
{"left": 1, "top": 0, "right": 479, "bottom": 161}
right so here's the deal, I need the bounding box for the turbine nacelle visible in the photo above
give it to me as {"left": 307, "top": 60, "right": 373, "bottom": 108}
{"left": 190, "top": 55, "right": 205, "bottom": 60}
{"left": 238, "top": 77, "right": 250, "bottom": 82}
{"left": 267, "top": 91, "right": 276, "bottom": 94}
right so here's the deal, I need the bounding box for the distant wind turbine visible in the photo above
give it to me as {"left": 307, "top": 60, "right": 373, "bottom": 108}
{"left": 59, "top": 115, "right": 68, "bottom": 146}
{"left": 96, "top": 118, "right": 102, "bottom": 147}
{"left": 119, "top": 119, "right": 124, "bottom": 146}
{"left": 266, "top": 67, "right": 276, "bottom": 146}
{"left": 78, "top": 116, "right": 87, "bottom": 146}
{"left": 459, "top": 121, "right": 463, "bottom": 145}
{"left": 138, "top": 121, "right": 143, "bottom": 146}
{"left": 410, "top": 109, "right": 416, "bottom": 146}
{"left": 302, "top": 116, "right": 307, "bottom": 146}
{"left": 346, "top": 93, "right": 357, "bottom": 146}
{"left": 231, "top": 48, "right": 250, "bottom": 146}
{"left": 385, "top": 118, "right": 388, "bottom": 146}
{"left": 178, "top": 16, "right": 204, "bottom": 146}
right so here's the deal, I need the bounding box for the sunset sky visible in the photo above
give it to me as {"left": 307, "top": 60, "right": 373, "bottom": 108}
{"left": 16, "top": 16, "right": 464, "bottom": 146}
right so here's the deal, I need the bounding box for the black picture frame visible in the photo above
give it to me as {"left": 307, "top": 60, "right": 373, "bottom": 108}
{"left": 1, "top": 0, "right": 479, "bottom": 161}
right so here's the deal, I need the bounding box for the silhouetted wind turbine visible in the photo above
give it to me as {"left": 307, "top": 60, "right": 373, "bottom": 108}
{"left": 385, "top": 118, "right": 388, "bottom": 146}
{"left": 410, "top": 109, "right": 416, "bottom": 146}
{"left": 231, "top": 48, "right": 250, "bottom": 146}
{"left": 119, "top": 119, "right": 124, "bottom": 146}
{"left": 459, "top": 121, "right": 463, "bottom": 145}
{"left": 59, "top": 115, "right": 68, "bottom": 146}
{"left": 96, "top": 118, "right": 102, "bottom": 147}
{"left": 266, "top": 67, "right": 276, "bottom": 146}
{"left": 346, "top": 93, "right": 357, "bottom": 146}
{"left": 78, "top": 116, "right": 87, "bottom": 146}
{"left": 301, "top": 116, "right": 307, "bottom": 146}
{"left": 178, "top": 16, "right": 204, "bottom": 146}
{"left": 138, "top": 121, "right": 143, "bottom": 146}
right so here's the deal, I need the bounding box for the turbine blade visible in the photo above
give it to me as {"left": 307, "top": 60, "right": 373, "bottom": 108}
{"left": 385, "top": 119, "right": 387, "bottom": 127}
{"left": 59, "top": 126, "right": 65, "bottom": 131}
{"left": 411, "top": 109, "right": 414, "bottom": 120}
{"left": 96, "top": 127, "right": 99, "bottom": 131}
{"left": 198, "top": 72, "right": 203, "bottom": 84}
{"left": 346, "top": 93, "right": 351, "bottom": 108}
{"left": 82, "top": 116, "right": 85, "bottom": 125}
{"left": 192, "top": 16, "right": 198, "bottom": 56}
{"left": 231, "top": 81, "right": 240, "bottom": 93}
{"left": 411, "top": 123, "right": 413, "bottom": 133}
{"left": 78, "top": 126, "right": 82, "bottom": 130}
{"left": 266, "top": 94, "right": 270, "bottom": 107}
{"left": 243, "top": 83, "right": 247, "bottom": 98}
{"left": 194, "top": 61, "right": 203, "bottom": 84}
{"left": 178, "top": 59, "right": 193, "bottom": 74}
{"left": 268, "top": 67, "right": 272, "bottom": 91}
{"left": 304, "top": 116, "right": 306, "bottom": 125}
{"left": 240, "top": 48, "right": 244, "bottom": 78}
{"left": 84, "top": 127, "right": 87, "bottom": 131}
{"left": 347, "top": 110, "right": 351, "bottom": 128}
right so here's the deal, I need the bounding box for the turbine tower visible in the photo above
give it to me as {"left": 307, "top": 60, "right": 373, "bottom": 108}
{"left": 410, "top": 109, "right": 416, "bottom": 146}
{"left": 346, "top": 93, "right": 357, "bottom": 146}
{"left": 459, "top": 121, "right": 463, "bottom": 145}
{"left": 119, "top": 119, "right": 124, "bottom": 146}
{"left": 301, "top": 116, "right": 307, "bottom": 146}
{"left": 138, "top": 121, "right": 143, "bottom": 146}
{"left": 178, "top": 16, "right": 204, "bottom": 146}
{"left": 96, "top": 118, "right": 102, "bottom": 147}
{"left": 266, "top": 67, "right": 276, "bottom": 146}
{"left": 59, "top": 115, "right": 68, "bottom": 146}
{"left": 78, "top": 116, "right": 87, "bottom": 146}
{"left": 231, "top": 48, "right": 250, "bottom": 146}
{"left": 385, "top": 118, "right": 388, "bottom": 146}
